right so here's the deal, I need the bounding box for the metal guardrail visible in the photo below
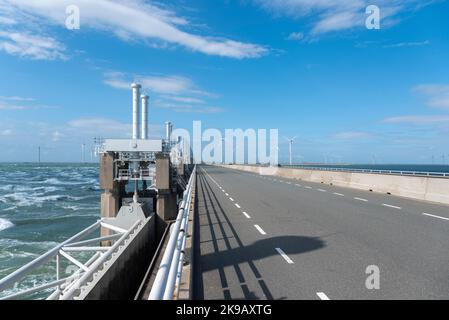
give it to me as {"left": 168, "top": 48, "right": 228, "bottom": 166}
{"left": 0, "top": 219, "right": 142, "bottom": 300}
{"left": 148, "top": 165, "right": 196, "bottom": 300}
{"left": 280, "top": 165, "right": 449, "bottom": 178}
{"left": 117, "top": 168, "right": 155, "bottom": 181}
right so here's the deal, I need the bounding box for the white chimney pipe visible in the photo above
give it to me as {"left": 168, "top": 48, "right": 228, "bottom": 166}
{"left": 131, "top": 83, "right": 141, "bottom": 140}
{"left": 141, "top": 94, "right": 149, "bottom": 140}
{"left": 165, "top": 121, "right": 172, "bottom": 142}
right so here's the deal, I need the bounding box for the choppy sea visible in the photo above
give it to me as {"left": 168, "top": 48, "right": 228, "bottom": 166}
{"left": 0, "top": 163, "right": 101, "bottom": 295}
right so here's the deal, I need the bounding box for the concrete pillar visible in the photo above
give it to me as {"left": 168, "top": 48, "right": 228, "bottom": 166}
{"left": 155, "top": 153, "right": 171, "bottom": 190}
{"left": 178, "top": 160, "right": 185, "bottom": 177}
{"left": 155, "top": 153, "right": 177, "bottom": 238}
{"left": 100, "top": 152, "right": 121, "bottom": 240}
{"left": 156, "top": 193, "right": 177, "bottom": 220}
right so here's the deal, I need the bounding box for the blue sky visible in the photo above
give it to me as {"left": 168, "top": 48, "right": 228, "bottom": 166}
{"left": 1, "top": 0, "right": 449, "bottom": 164}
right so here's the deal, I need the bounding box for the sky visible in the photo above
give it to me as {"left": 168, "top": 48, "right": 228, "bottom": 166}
{"left": 0, "top": 0, "right": 449, "bottom": 164}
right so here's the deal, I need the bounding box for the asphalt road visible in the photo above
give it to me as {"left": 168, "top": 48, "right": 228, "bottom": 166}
{"left": 193, "top": 165, "right": 449, "bottom": 300}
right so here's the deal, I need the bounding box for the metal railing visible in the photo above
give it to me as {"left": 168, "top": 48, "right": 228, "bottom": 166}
{"left": 280, "top": 165, "right": 449, "bottom": 178}
{"left": 0, "top": 219, "right": 142, "bottom": 300}
{"left": 148, "top": 165, "right": 196, "bottom": 300}
{"left": 116, "top": 167, "right": 156, "bottom": 181}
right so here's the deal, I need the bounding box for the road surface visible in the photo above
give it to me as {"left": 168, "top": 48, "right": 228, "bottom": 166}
{"left": 193, "top": 165, "right": 449, "bottom": 300}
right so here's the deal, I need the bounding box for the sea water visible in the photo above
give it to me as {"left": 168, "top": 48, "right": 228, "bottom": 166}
{"left": 0, "top": 163, "right": 101, "bottom": 296}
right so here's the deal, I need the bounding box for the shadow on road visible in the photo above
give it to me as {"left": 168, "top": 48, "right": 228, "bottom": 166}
{"left": 200, "top": 235, "right": 325, "bottom": 272}
{"left": 193, "top": 169, "right": 326, "bottom": 300}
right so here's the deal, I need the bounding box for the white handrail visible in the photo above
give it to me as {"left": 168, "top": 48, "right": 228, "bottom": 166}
{"left": 149, "top": 165, "right": 196, "bottom": 300}
{"left": 0, "top": 220, "right": 101, "bottom": 292}
{"left": 0, "top": 219, "right": 141, "bottom": 300}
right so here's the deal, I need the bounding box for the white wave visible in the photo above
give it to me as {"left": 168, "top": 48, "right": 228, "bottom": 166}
{"left": 2, "top": 206, "right": 17, "bottom": 212}
{"left": 0, "top": 185, "right": 61, "bottom": 193}
{"left": 0, "top": 218, "right": 14, "bottom": 231}
{"left": 0, "top": 185, "right": 13, "bottom": 192}
{"left": 0, "top": 238, "right": 59, "bottom": 250}
{"left": 61, "top": 205, "right": 81, "bottom": 211}
{"left": 0, "top": 193, "right": 68, "bottom": 207}
{"left": 42, "top": 178, "right": 98, "bottom": 186}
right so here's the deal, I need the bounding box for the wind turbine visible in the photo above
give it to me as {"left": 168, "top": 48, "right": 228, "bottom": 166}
{"left": 285, "top": 136, "right": 297, "bottom": 165}
{"left": 81, "top": 143, "right": 86, "bottom": 163}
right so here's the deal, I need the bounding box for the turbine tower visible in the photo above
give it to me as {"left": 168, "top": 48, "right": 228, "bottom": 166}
{"left": 286, "top": 136, "right": 297, "bottom": 165}
{"left": 81, "top": 143, "right": 86, "bottom": 163}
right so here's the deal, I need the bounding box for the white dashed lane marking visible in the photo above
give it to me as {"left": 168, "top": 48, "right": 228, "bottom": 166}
{"left": 333, "top": 192, "right": 344, "bottom": 197}
{"left": 254, "top": 224, "right": 267, "bottom": 235}
{"left": 382, "top": 203, "right": 402, "bottom": 210}
{"left": 422, "top": 212, "right": 449, "bottom": 221}
{"left": 316, "top": 292, "right": 330, "bottom": 300}
{"left": 275, "top": 248, "right": 294, "bottom": 264}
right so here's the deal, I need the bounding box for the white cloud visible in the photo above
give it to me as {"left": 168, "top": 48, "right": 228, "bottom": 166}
{"left": 0, "top": 31, "right": 67, "bottom": 60}
{"left": 5, "top": 0, "right": 266, "bottom": 59}
{"left": 153, "top": 100, "right": 224, "bottom": 114}
{"left": 0, "top": 95, "right": 59, "bottom": 110}
{"left": 312, "top": 11, "right": 360, "bottom": 34}
{"left": 0, "top": 95, "right": 35, "bottom": 101}
{"left": 0, "top": 100, "right": 27, "bottom": 110}
{"left": 103, "top": 71, "right": 211, "bottom": 96}
{"left": 286, "top": 31, "right": 304, "bottom": 41}
{"left": 383, "top": 40, "right": 430, "bottom": 48}
{"left": 253, "top": 0, "right": 431, "bottom": 34}
{"left": 383, "top": 115, "right": 449, "bottom": 124}
{"left": 413, "top": 84, "right": 449, "bottom": 109}
{"left": 162, "top": 96, "right": 205, "bottom": 104}
{"left": 0, "top": 16, "right": 15, "bottom": 24}
{"left": 103, "top": 71, "right": 222, "bottom": 113}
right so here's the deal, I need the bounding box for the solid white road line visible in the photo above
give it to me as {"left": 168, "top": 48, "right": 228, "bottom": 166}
{"left": 316, "top": 292, "right": 330, "bottom": 300}
{"left": 382, "top": 203, "right": 402, "bottom": 210}
{"left": 254, "top": 224, "right": 267, "bottom": 235}
{"left": 242, "top": 211, "right": 251, "bottom": 219}
{"left": 422, "top": 212, "right": 449, "bottom": 221}
{"left": 235, "top": 203, "right": 241, "bottom": 208}
{"left": 333, "top": 192, "right": 344, "bottom": 197}
{"left": 354, "top": 197, "right": 368, "bottom": 202}
{"left": 275, "top": 248, "right": 294, "bottom": 264}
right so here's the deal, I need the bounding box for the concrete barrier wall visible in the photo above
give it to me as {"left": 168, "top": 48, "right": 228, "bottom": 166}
{"left": 218, "top": 165, "right": 449, "bottom": 206}
{"left": 81, "top": 215, "right": 156, "bottom": 300}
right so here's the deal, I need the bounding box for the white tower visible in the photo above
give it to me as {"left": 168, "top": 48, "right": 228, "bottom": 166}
{"left": 141, "top": 95, "right": 149, "bottom": 140}
{"left": 131, "top": 83, "right": 141, "bottom": 140}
